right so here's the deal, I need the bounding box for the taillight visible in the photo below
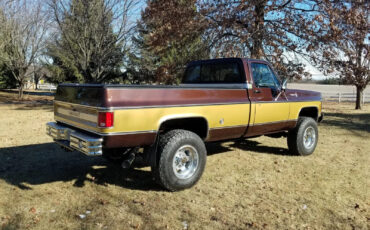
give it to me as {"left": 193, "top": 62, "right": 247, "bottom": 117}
{"left": 98, "top": 112, "right": 114, "bottom": 128}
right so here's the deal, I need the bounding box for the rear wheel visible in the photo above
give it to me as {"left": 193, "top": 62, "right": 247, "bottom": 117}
{"left": 287, "top": 117, "right": 318, "bottom": 156}
{"left": 152, "top": 129, "right": 207, "bottom": 191}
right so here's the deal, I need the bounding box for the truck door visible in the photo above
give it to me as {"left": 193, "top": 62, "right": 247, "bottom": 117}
{"left": 246, "top": 61, "right": 290, "bottom": 136}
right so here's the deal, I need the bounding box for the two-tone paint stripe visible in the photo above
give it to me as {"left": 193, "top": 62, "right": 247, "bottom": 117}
{"left": 54, "top": 100, "right": 322, "bottom": 111}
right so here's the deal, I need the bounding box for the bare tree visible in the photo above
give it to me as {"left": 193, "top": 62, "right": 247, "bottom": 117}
{"left": 308, "top": 1, "right": 369, "bottom": 110}
{"left": 0, "top": 0, "right": 49, "bottom": 98}
{"left": 47, "top": 0, "right": 139, "bottom": 83}
{"left": 199, "top": 0, "right": 326, "bottom": 79}
{"left": 32, "top": 64, "right": 48, "bottom": 90}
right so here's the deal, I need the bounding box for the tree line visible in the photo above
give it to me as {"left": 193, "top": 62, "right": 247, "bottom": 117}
{"left": 0, "top": 0, "right": 369, "bottom": 109}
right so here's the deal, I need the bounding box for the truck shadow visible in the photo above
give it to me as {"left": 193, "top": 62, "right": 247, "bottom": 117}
{"left": 0, "top": 140, "right": 291, "bottom": 191}
{"left": 322, "top": 112, "right": 370, "bottom": 133}
{"left": 206, "top": 140, "right": 291, "bottom": 156}
{"left": 0, "top": 143, "right": 161, "bottom": 191}
{"left": 231, "top": 140, "right": 290, "bottom": 156}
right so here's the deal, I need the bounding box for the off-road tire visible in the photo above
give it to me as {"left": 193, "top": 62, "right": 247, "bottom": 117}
{"left": 152, "top": 129, "right": 207, "bottom": 191}
{"left": 287, "top": 116, "right": 318, "bottom": 156}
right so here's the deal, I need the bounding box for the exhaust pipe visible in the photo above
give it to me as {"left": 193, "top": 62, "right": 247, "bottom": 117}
{"left": 121, "top": 147, "right": 139, "bottom": 169}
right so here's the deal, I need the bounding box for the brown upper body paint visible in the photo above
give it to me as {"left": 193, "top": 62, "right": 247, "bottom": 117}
{"left": 54, "top": 58, "right": 322, "bottom": 148}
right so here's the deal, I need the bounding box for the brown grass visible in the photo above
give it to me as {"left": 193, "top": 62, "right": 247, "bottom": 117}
{"left": 0, "top": 93, "right": 369, "bottom": 230}
{"left": 0, "top": 91, "right": 53, "bottom": 109}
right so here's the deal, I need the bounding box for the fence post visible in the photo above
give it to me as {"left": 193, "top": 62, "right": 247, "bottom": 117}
{"left": 363, "top": 92, "right": 365, "bottom": 106}
{"left": 338, "top": 92, "right": 341, "bottom": 103}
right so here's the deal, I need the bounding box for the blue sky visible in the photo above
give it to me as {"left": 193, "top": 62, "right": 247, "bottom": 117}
{"left": 128, "top": 1, "right": 146, "bottom": 23}
{"left": 125, "top": 0, "right": 338, "bottom": 79}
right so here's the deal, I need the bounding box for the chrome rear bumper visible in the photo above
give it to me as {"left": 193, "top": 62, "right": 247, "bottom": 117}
{"left": 46, "top": 122, "right": 103, "bottom": 156}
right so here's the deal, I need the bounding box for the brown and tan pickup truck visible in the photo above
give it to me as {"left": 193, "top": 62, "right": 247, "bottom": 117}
{"left": 46, "top": 58, "right": 323, "bottom": 191}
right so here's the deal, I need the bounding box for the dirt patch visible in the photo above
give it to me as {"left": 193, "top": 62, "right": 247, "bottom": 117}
{"left": 0, "top": 99, "right": 369, "bottom": 229}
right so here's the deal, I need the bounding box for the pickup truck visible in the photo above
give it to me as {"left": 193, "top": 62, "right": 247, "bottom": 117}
{"left": 46, "top": 58, "right": 323, "bottom": 191}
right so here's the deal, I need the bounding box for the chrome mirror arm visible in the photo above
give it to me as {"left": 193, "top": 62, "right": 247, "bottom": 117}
{"left": 275, "top": 78, "right": 289, "bottom": 101}
{"left": 281, "top": 78, "right": 288, "bottom": 91}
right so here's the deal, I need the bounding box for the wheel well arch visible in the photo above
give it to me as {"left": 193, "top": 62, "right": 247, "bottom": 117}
{"left": 298, "top": 106, "right": 319, "bottom": 121}
{"left": 158, "top": 117, "right": 209, "bottom": 140}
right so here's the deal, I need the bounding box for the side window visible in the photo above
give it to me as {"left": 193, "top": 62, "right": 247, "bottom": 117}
{"left": 183, "top": 62, "right": 242, "bottom": 83}
{"left": 201, "top": 63, "right": 214, "bottom": 82}
{"left": 216, "top": 62, "right": 242, "bottom": 83}
{"left": 251, "top": 63, "right": 280, "bottom": 88}
{"left": 183, "top": 65, "right": 201, "bottom": 83}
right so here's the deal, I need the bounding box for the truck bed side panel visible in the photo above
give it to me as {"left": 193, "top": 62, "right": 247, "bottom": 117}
{"left": 54, "top": 85, "right": 251, "bottom": 147}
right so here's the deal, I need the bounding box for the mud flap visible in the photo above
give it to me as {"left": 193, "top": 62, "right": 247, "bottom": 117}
{"left": 318, "top": 113, "right": 324, "bottom": 123}
{"left": 144, "top": 134, "right": 160, "bottom": 168}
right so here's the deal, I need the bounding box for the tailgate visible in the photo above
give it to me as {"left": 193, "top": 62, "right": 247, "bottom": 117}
{"left": 54, "top": 101, "right": 99, "bottom": 130}
{"left": 54, "top": 84, "right": 105, "bottom": 133}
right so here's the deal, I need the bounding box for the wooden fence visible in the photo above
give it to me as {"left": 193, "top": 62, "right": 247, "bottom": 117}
{"left": 322, "top": 92, "right": 369, "bottom": 104}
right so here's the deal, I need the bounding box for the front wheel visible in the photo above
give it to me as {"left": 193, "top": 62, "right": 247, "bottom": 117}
{"left": 152, "top": 129, "right": 207, "bottom": 191}
{"left": 287, "top": 117, "right": 319, "bottom": 156}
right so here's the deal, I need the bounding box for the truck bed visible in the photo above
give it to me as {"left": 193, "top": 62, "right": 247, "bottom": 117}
{"left": 53, "top": 83, "right": 252, "bottom": 148}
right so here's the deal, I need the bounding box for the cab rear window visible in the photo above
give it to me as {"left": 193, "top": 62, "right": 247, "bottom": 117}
{"left": 183, "top": 62, "right": 242, "bottom": 83}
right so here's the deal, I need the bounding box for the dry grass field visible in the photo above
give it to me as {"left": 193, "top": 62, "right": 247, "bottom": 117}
{"left": 0, "top": 91, "right": 369, "bottom": 230}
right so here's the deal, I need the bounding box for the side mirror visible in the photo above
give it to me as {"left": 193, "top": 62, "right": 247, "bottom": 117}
{"left": 281, "top": 78, "right": 288, "bottom": 91}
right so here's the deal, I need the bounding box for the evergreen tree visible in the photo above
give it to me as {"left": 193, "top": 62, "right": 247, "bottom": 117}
{"left": 0, "top": 64, "right": 17, "bottom": 89}
{"left": 128, "top": 0, "right": 209, "bottom": 84}
{"left": 48, "top": 0, "right": 128, "bottom": 83}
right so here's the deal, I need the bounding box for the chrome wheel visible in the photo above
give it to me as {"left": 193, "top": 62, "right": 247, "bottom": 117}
{"left": 172, "top": 145, "right": 199, "bottom": 180}
{"left": 303, "top": 126, "right": 316, "bottom": 149}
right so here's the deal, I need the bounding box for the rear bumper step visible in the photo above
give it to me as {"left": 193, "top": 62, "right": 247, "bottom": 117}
{"left": 46, "top": 122, "right": 103, "bottom": 156}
